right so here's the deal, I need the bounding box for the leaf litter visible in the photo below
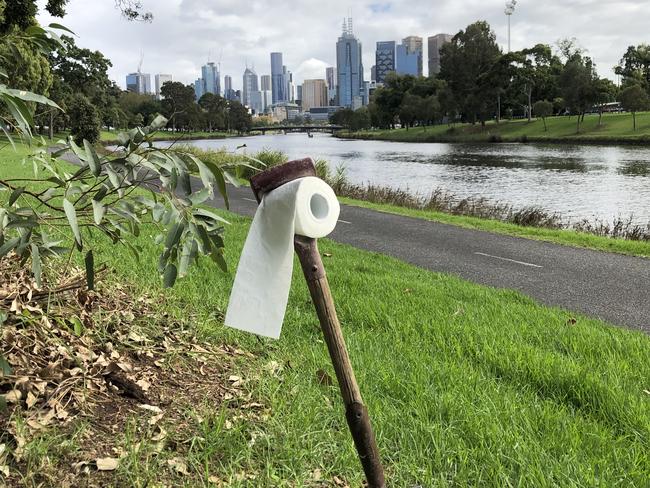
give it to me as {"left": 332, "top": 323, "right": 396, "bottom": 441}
{"left": 0, "top": 252, "right": 269, "bottom": 486}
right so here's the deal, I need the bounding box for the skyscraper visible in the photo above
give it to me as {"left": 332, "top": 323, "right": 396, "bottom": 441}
{"left": 260, "top": 74, "right": 271, "bottom": 91}
{"left": 201, "top": 62, "right": 220, "bottom": 95}
{"left": 224, "top": 75, "right": 236, "bottom": 100}
{"left": 194, "top": 78, "right": 203, "bottom": 100}
{"left": 271, "top": 52, "right": 286, "bottom": 103}
{"left": 336, "top": 17, "right": 365, "bottom": 109}
{"left": 302, "top": 79, "right": 328, "bottom": 111}
{"left": 375, "top": 41, "right": 396, "bottom": 84}
{"left": 242, "top": 67, "right": 259, "bottom": 107}
{"left": 398, "top": 36, "right": 423, "bottom": 76}
{"left": 326, "top": 67, "right": 337, "bottom": 105}
{"left": 154, "top": 74, "right": 172, "bottom": 100}
{"left": 428, "top": 34, "right": 453, "bottom": 76}
{"left": 126, "top": 72, "right": 151, "bottom": 94}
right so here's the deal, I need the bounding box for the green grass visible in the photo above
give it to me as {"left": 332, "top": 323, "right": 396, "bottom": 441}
{"left": 2, "top": 144, "right": 650, "bottom": 486}
{"left": 343, "top": 111, "right": 650, "bottom": 144}
{"left": 339, "top": 197, "right": 650, "bottom": 258}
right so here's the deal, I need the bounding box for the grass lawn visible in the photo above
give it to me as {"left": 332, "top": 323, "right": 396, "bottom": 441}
{"left": 344, "top": 111, "right": 650, "bottom": 144}
{"left": 338, "top": 197, "right": 650, "bottom": 258}
{"left": 2, "top": 144, "right": 650, "bottom": 486}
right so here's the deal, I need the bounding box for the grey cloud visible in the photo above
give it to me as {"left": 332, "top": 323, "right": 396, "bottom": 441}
{"left": 37, "top": 0, "right": 650, "bottom": 90}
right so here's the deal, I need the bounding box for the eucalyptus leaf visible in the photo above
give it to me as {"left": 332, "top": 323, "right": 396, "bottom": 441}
{"left": 63, "top": 198, "right": 82, "bottom": 248}
{"left": 163, "top": 263, "right": 178, "bottom": 288}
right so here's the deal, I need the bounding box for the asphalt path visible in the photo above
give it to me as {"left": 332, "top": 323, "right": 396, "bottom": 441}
{"left": 58, "top": 151, "right": 649, "bottom": 333}
{"left": 208, "top": 184, "right": 649, "bottom": 333}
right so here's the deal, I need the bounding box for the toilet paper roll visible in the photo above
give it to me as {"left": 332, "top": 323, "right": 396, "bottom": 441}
{"left": 225, "top": 177, "right": 340, "bottom": 339}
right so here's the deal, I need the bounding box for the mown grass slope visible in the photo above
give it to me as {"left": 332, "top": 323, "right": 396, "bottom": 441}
{"left": 344, "top": 111, "right": 650, "bottom": 143}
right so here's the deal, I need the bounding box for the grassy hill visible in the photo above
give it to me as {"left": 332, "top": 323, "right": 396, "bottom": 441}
{"left": 341, "top": 111, "right": 650, "bottom": 144}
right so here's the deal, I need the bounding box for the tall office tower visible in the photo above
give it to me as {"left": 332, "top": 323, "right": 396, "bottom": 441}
{"left": 336, "top": 17, "right": 365, "bottom": 109}
{"left": 242, "top": 66, "right": 259, "bottom": 107}
{"left": 375, "top": 41, "right": 396, "bottom": 84}
{"left": 427, "top": 33, "right": 453, "bottom": 76}
{"left": 224, "top": 75, "right": 236, "bottom": 100}
{"left": 260, "top": 74, "right": 271, "bottom": 91}
{"left": 201, "top": 62, "right": 220, "bottom": 95}
{"left": 371, "top": 65, "right": 377, "bottom": 82}
{"left": 325, "top": 67, "right": 337, "bottom": 105}
{"left": 301, "top": 79, "right": 328, "bottom": 111}
{"left": 126, "top": 72, "right": 152, "bottom": 94}
{"left": 397, "top": 36, "right": 423, "bottom": 76}
{"left": 154, "top": 74, "right": 172, "bottom": 100}
{"left": 194, "top": 78, "right": 204, "bottom": 101}
{"left": 271, "top": 52, "right": 286, "bottom": 103}
{"left": 285, "top": 68, "right": 295, "bottom": 102}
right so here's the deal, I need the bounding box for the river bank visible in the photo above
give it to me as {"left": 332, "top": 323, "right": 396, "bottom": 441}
{"left": 2, "top": 145, "right": 649, "bottom": 486}
{"left": 337, "top": 111, "right": 650, "bottom": 145}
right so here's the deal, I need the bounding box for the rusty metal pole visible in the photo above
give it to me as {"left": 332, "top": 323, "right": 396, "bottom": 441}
{"left": 250, "top": 159, "right": 386, "bottom": 487}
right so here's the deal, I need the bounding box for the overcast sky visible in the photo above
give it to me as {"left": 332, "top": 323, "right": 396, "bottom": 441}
{"left": 37, "top": 0, "right": 649, "bottom": 90}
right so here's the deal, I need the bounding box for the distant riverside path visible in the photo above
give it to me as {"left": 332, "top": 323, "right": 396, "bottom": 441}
{"left": 205, "top": 182, "right": 649, "bottom": 333}
{"left": 174, "top": 133, "right": 650, "bottom": 226}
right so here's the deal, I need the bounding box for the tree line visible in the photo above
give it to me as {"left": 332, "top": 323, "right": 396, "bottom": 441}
{"left": 334, "top": 21, "right": 650, "bottom": 132}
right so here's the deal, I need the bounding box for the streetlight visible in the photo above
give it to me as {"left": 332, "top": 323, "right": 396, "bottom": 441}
{"left": 505, "top": 0, "right": 517, "bottom": 52}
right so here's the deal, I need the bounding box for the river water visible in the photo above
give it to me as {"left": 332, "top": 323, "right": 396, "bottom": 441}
{"left": 177, "top": 133, "right": 650, "bottom": 225}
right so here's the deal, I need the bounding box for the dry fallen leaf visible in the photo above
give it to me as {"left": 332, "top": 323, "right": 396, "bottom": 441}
{"left": 138, "top": 404, "right": 163, "bottom": 414}
{"left": 566, "top": 318, "right": 577, "bottom": 326}
{"left": 323, "top": 253, "right": 333, "bottom": 258}
{"left": 95, "top": 457, "right": 119, "bottom": 471}
{"left": 316, "top": 369, "right": 334, "bottom": 387}
{"left": 167, "top": 457, "right": 189, "bottom": 475}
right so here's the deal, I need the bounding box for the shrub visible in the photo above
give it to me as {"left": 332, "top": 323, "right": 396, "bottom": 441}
{"left": 68, "top": 94, "right": 101, "bottom": 145}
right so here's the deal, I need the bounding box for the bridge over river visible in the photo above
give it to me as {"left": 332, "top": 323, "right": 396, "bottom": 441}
{"left": 248, "top": 125, "right": 343, "bottom": 135}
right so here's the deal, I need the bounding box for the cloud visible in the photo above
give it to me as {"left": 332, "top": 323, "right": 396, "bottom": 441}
{"left": 37, "top": 0, "right": 644, "bottom": 91}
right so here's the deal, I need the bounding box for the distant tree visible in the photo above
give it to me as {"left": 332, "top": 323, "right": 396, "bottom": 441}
{"left": 559, "top": 54, "right": 600, "bottom": 133}
{"left": 620, "top": 84, "right": 649, "bottom": 130}
{"left": 227, "top": 101, "right": 252, "bottom": 133}
{"left": 399, "top": 93, "right": 421, "bottom": 129}
{"left": 68, "top": 94, "right": 100, "bottom": 144}
{"left": 509, "top": 44, "right": 559, "bottom": 122}
{"left": 533, "top": 100, "right": 553, "bottom": 131}
{"left": 199, "top": 92, "right": 227, "bottom": 131}
{"left": 350, "top": 107, "right": 371, "bottom": 131}
{"left": 160, "top": 81, "right": 195, "bottom": 131}
{"left": 593, "top": 78, "right": 619, "bottom": 126}
{"left": 615, "top": 44, "right": 650, "bottom": 95}
{"left": 439, "top": 21, "right": 502, "bottom": 125}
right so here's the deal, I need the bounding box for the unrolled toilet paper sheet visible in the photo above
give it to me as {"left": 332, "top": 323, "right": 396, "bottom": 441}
{"left": 225, "top": 177, "right": 340, "bottom": 339}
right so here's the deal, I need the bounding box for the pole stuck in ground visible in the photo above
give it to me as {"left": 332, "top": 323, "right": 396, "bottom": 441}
{"left": 250, "top": 158, "right": 386, "bottom": 487}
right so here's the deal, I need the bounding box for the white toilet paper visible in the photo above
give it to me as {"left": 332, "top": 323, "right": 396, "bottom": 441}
{"left": 225, "top": 177, "right": 340, "bottom": 339}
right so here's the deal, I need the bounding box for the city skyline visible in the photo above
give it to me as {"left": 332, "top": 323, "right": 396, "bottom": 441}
{"left": 37, "top": 1, "right": 646, "bottom": 92}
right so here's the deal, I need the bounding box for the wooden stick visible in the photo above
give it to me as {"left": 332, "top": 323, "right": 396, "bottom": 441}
{"left": 294, "top": 235, "right": 385, "bottom": 487}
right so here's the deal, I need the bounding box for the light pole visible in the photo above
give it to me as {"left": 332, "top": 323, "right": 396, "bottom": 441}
{"left": 505, "top": 0, "right": 517, "bottom": 52}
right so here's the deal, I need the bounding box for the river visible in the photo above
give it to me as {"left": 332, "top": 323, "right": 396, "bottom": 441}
{"left": 174, "top": 132, "right": 650, "bottom": 225}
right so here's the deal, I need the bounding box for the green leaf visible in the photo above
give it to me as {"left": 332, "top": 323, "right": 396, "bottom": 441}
{"left": 63, "top": 198, "right": 82, "bottom": 248}
{"left": 163, "top": 263, "right": 178, "bottom": 288}
{"left": 68, "top": 137, "right": 88, "bottom": 162}
{"left": 85, "top": 250, "right": 95, "bottom": 290}
{"left": 1, "top": 86, "right": 61, "bottom": 109}
{"left": 204, "top": 161, "right": 230, "bottom": 209}
{"left": 83, "top": 140, "right": 101, "bottom": 176}
{"left": 48, "top": 23, "right": 76, "bottom": 35}
{"left": 165, "top": 222, "right": 185, "bottom": 250}
{"left": 193, "top": 208, "right": 230, "bottom": 225}
{"left": 31, "top": 244, "right": 42, "bottom": 288}
{"left": 92, "top": 200, "right": 106, "bottom": 225}
{"left": 0, "top": 311, "right": 7, "bottom": 326}
{"left": 0, "top": 352, "right": 12, "bottom": 376}
{"left": 70, "top": 316, "right": 84, "bottom": 336}
{"left": 8, "top": 187, "right": 25, "bottom": 206}
{"left": 149, "top": 115, "right": 168, "bottom": 130}
{"left": 0, "top": 237, "right": 19, "bottom": 258}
